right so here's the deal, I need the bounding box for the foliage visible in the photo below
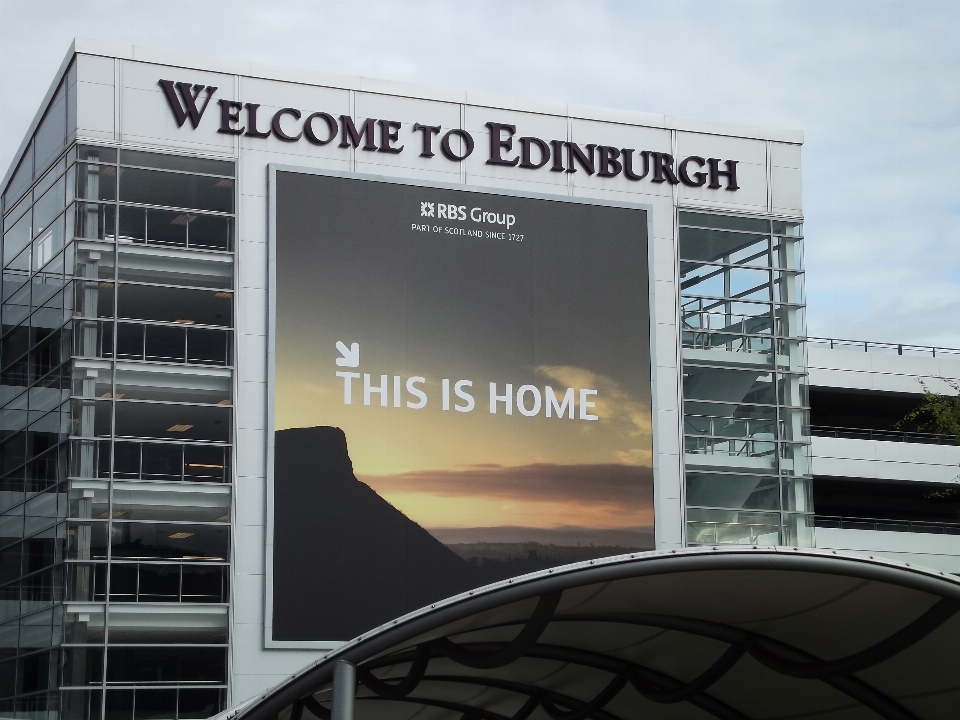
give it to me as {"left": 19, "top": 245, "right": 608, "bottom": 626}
{"left": 896, "top": 379, "right": 960, "bottom": 438}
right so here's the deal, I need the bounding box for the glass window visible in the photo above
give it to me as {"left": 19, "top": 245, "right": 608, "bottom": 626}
{"left": 60, "top": 646, "right": 104, "bottom": 686}
{"left": 34, "top": 159, "right": 67, "bottom": 200}
{"left": 119, "top": 168, "right": 233, "bottom": 214}
{"left": 60, "top": 689, "right": 103, "bottom": 720}
{"left": 116, "top": 285, "right": 231, "bottom": 326}
{"left": 75, "top": 162, "right": 117, "bottom": 202}
{"left": 33, "top": 83, "right": 67, "bottom": 174}
{"left": 109, "top": 522, "right": 228, "bottom": 562}
{"left": 679, "top": 212, "right": 768, "bottom": 233}
{"left": 77, "top": 145, "right": 117, "bottom": 164}
{"left": 686, "top": 472, "right": 780, "bottom": 510}
{"left": 105, "top": 646, "right": 226, "bottom": 684}
{"left": 3, "top": 144, "right": 34, "bottom": 208}
{"left": 683, "top": 365, "right": 778, "bottom": 406}
{"left": 679, "top": 227, "right": 769, "bottom": 265}
{"left": 113, "top": 402, "right": 230, "bottom": 442}
{"left": 3, "top": 194, "right": 31, "bottom": 233}
{"left": 34, "top": 176, "right": 65, "bottom": 235}
{"left": 686, "top": 508, "right": 780, "bottom": 545}
{"left": 3, "top": 211, "right": 32, "bottom": 267}
{"left": 120, "top": 150, "right": 233, "bottom": 177}
{"left": 34, "top": 214, "right": 65, "bottom": 271}
{"left": 73, "top": 202, "right": 116, "bottom": 241}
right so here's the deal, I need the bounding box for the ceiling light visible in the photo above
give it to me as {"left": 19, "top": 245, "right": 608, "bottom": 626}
{"left": 215, "top": 515, "right": 229, "bottom": 522}
{"left": 168, "top": 532, "right": 194, "bottom": 539}
{"left": 214, "top": 292, "right": 231, "bottom": 299}
{"left": 175, "top": 319, "right": 195, "bottom": 324}
{"left": 187, "top": 463, "right": 223, "bottom": 469}
{"left": 167, "top": 424, "right": 193, "bottom": 432}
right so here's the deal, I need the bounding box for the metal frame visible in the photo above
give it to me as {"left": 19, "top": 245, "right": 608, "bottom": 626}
{"left": 226, "top": 546, "right": 960, "bottom": 720}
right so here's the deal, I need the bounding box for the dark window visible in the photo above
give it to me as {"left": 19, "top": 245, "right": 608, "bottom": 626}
{"left": 60, "top": 646, "right": 103, "bottom": 686}
{"left": 119, "top": 151, "right": 233, "bottom": 177}
{"left": 116, "top": 285, "right": 231, "bottom": 327}
{"left": 114, "top": 402, "right": 230, "bottom": 443}
{"left": 110, "top": 523, "right": 228, "bottom": 562}
{"left": 814, "top": 478, "right": 960, "bottom": 526}
{"left": 809, "top": 388, "right": 925, "bottom": 433}
{"left": 186, "top": 328, "right": 229, "bottom": 365}
{"left": 178, "top": 688, "right": 224, "bottom": 719}
{"left": 105, "top": 646, "right": 226, "bottom": 684}
{"left": 119, "top": 168, "right": 233, "bottom": 214}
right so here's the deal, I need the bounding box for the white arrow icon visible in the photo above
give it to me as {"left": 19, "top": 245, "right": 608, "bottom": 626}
{"left": 335, "top": 341, "right": 360, "bottom": 367}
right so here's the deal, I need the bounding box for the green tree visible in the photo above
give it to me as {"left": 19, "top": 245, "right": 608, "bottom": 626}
{"left": 897, "top": 379, "right": 960, "bottom": 438}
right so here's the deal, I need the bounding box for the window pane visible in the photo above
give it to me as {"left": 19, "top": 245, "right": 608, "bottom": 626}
{"left": 686, "top": 472, "right": 780, "bottom": 510}
{"left": 113, "top": 402, "right": 230, "bottom": 442}
{"left": 186, "top": 328, "right": 229, "bottom": 365}
{"left": 75, "top": 163, "right": 117, "bottom": 202}
{"left": 116, "top": 285, "right": 231, "bottom": 326}
{"left": 120, "top": 150, "right": 233, "bottom": 177}
{"left": 105, "top": 647, "right": 226, "bottom": 684}
{"left": 178, "top": 689, "right": 224, "bottom": 719}
{"left": 110, "top": 522, "right": 228, "bottom": 561}
{"left": 679, "top": 212, "right": 768, "bottom": 233}
{"left": 188, "top": 214, "right": 232, "bottom": 250}
{"left": 146, "top": 208, "right": 188, "bottom": 246}
{"left": 686, "top": 508, "right": 780, "bottom": 545}
{"left": 118, "top": 168, "right": 233, "bottom": 213}
{"left": 34, "top": 176, "right": 65, "bottom": 237}
{"left": 77, "top": 146, "right": 117, "bottom": 164}
{"left": 118, "top": 205, "right": 146, "bottom": 243}
{"left": 74, "top": 202, "right": 115, "bottom": 241}
{"left": 3, "top": 211, "right": 32, "bottom": 266}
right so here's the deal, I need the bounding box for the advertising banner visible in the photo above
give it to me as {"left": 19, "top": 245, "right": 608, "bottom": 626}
{"left": 270, "top": 170, "right": 653, "bottom": 642}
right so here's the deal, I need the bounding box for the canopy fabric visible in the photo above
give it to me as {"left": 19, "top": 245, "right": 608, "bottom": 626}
{"left": 229, "top": 548, "right": 960, "bottom": 720}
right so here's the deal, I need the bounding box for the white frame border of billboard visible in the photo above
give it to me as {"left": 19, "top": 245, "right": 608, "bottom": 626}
{"left": 263, "top": 163, "right": 658, "bottom": 650}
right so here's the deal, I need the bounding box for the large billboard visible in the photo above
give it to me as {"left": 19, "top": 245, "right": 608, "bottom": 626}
{"left": 269, "top": 170, "right": 653, "bottom": 643}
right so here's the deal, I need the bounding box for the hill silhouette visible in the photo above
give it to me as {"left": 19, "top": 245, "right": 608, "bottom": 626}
{"left": 272, "top": 426, "right": 651, "bottom": 641}
{"left": 273, "top": 426, "right": 477, "bottom": 640}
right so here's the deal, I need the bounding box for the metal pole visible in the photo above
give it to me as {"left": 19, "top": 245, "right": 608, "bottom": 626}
{"left": 332, "top": 660, "right": 356, "bottom": 720}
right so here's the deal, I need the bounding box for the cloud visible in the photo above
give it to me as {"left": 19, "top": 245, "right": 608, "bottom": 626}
{"left": 3, "top": 1, "right": 959, "bottom": 346}
{"left": 360, "top": 461, "right": 652, "bottom": 509}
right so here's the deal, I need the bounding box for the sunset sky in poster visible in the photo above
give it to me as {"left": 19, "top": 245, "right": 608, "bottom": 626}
{"left": 274, "top": 172, "right": 653, "bottom": 537}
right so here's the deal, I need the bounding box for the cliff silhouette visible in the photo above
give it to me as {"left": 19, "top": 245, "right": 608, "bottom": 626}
{"left": 272, "top": 426, "right": 476, "bottom": 640}
{"left": 272, "top": 426, "right": 652, "bottom": 641}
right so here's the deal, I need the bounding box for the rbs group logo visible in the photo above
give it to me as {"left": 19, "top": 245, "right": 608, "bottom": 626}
{"left": 419, "top": 200, "right": 516, "bottom": 229}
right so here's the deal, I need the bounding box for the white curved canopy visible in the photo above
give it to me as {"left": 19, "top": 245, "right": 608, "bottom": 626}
{"left": 227, "top": 548, "right": 960, "bottom": 720}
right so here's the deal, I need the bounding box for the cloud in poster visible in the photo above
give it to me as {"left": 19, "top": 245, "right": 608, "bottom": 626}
{"left": 361, "top": 461, "right": 653, "bottom": 530}
{"left": 361, "top": 462, "right": 652, "bottom": 508}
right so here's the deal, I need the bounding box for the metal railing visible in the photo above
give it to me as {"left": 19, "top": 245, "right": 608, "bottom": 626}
{"left": 815, "top": 515, "right": 960, "bottom": 535}
{"left": 810, "top": 425, "right": 960, "bottom": 446}
{"left": 808, "top": 337, "right": 960, "bottom": 359}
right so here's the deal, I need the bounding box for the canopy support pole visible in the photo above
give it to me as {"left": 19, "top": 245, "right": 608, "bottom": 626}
{"left": 332, "top": 660, "right": 356, "bottom": 720}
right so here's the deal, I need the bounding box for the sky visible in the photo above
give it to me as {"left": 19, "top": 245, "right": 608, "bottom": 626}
{"left": 1, "top": 0, "right": 959, "bottom": 346}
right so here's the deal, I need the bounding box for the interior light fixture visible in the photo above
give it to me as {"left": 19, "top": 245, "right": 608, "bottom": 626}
{"left": 214, "top": 179, "right": 233, "bottom": 188}
{"left": 167, "top": 424, "right": 194, "bottom": 432}
{"left": 187, "top": 463, "right": 223, "bottom": 469}
{"left": 215, "top": 515, "right": 229, "bottom": 522}
{"left": 174, "top": 319, "right": 195, "bottom": 325}
{"left": 168, "top": 532, "right": 194, "bottom": 539}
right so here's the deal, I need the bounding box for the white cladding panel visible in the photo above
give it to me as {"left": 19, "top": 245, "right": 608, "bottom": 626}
{"left": 53, "top": 48, "right": 801, "bottom": 704}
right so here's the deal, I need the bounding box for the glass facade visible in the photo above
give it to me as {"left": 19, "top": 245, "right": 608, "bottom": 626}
{"left": 678, "top": 211, "right": 813, "bottom": 547}
{"left": 1, "top": 143, "right": 234, "bottom": 719}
